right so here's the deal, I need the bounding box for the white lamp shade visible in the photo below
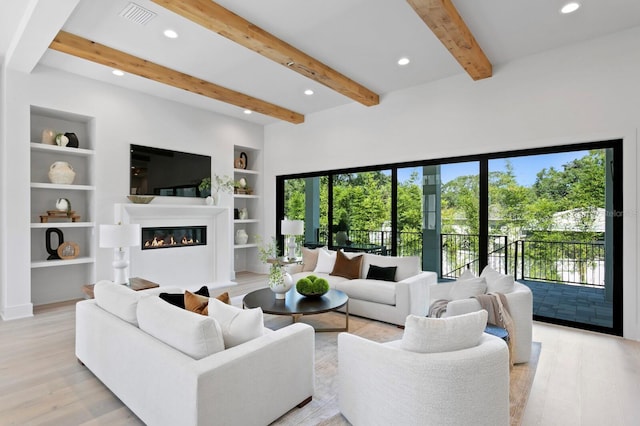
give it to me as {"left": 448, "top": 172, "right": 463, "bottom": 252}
{"left": 281, "top": 219, "right": 304, "bottom": 236}
{"left": 100, "top": 224, "right": 141, "bottom": 248}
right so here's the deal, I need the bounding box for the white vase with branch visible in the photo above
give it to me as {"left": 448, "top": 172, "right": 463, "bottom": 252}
{"left": 199, "top": 174, "right": 234, "bottom": 205}
{"left": 257, "top": 236, "right": 293, "bottom": 299}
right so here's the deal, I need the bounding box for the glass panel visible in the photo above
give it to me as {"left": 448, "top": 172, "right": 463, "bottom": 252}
{"left": 488, "top": 150, "right": 613, "bottom": 329}
{"left": 397, "top": 167, "right": 424, "bottom": 260}
{"left": 284, "top": 176, "right": 328, "bottom": 247}
{"left": 332, "top": 171, "right": 391, "bottom": 254}
{"left": 439, "top": 162, "right": 480, "bottom": 278}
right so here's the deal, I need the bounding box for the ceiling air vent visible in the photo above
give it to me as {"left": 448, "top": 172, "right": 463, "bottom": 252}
{"left": 119, "top": 2, "right": 157, "bottom": 25}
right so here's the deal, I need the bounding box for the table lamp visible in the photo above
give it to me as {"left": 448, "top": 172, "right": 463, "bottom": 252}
{"left": 281, "top": 219, "right": 304, "bottom": 260}
{"left": 100, "top": 223, "right": 141, "bottom": 285}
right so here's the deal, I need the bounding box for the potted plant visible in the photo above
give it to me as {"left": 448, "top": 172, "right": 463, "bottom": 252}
{"left": 199, "top": 174, "right": 234, "bottom": 205}
{"left": 257, "top": 236, "right": 293, "bottom": 299}
{"left": 335, "top": 216, "right": 349, "bottom": 246}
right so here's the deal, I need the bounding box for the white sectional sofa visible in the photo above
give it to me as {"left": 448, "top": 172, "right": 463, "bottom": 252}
{"left": 76, "top": 281, "right": 315, "bottom": 426}
{"left": 427, "top": 267, "right": 533, "bottom": 364}
{"left": 289, "top": 248, "right": 437, "bottom": 326}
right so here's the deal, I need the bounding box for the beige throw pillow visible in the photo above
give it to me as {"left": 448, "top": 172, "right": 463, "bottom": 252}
{"left": 302, "top": 247, "right": 320, "bottom": 272}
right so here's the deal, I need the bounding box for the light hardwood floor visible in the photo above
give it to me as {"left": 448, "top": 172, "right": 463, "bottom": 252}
{"left": 1, "top": 273, "right": 639, "bottom": 425}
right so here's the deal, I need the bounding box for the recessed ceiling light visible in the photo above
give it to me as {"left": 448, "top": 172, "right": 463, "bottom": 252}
{"left": 560, "top": 2, "right": 580, "bottom": 14}
{"left": 397, "top": 57, "right": 410, "bottom": 66}
{"left": 112, "top": 69, "right": 124, "bottom": 76}
{"left": 243, "top": 109, "right": 252, "bottom": 115}
{"left": 304, "top": 89, "right": 314, "bottom": 96}
{"left": 163, "top": 29, "right": 178, "bottom": 39}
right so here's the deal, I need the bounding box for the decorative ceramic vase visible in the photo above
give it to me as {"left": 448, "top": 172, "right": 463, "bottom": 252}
{"left": 64, "top": 132, "right": 79, "bottom": 148}
{"left": 55, "top": 134, "right": 69, "bottom": 147}
{"left": 41, "top": 129, "right": 56, "bottom": 145}
{"left": 212, "top": 192, "right": 220, "bottom": 206}
{"left": 269, "top": 267, "right": 293, "bottom": 299}
{"left": 235, "top": 229, "right": 249, "bottom": 245}
{"left": 205, "top": 196, "right": 214, "bottom": 205}
{"left": 335, "top": 231, "right": 348, "bottom": 246}
{"left": 48, "top": 161, "right": 76, "bottom": 184}
{"left": 239, "top": 208, "right": 248, "bottom": 220}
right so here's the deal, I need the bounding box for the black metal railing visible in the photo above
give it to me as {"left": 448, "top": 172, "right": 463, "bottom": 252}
{"left": 515, "top": 239, "right": 605, "bottom": 286}
{"left": 440, "top": 234, "right": 605, "bottom": 287}
{"left": 306, "top": 228, "right": 604, "bottom": 287}
{"left": 440, "top": 234, "right": 508, "bottom": 279}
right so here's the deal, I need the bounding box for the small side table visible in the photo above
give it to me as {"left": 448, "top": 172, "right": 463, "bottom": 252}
{"left": 82, "top": 277, "right": 160, "bottom": 299}
{"left": 484, "top": 324, "right": 509, "bottom": 342}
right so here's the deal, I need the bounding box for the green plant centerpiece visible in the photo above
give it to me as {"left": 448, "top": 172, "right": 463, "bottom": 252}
{"left": 296, "top": 275, "right": 330, "bottom": 297}
{"left": 257, "top": 236, "right": 293, "bottom": 299}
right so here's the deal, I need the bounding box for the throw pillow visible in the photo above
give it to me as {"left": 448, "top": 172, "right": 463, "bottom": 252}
{"left": 94, "top": 280, "right": 142, "bottom": 326}
{"left": 401, "top": 310, "right": 488, "bottom": 353}
{"left": 458, "top": 268, "right": 477, "bottom": 280}
{"left": 301, "top": 247, "right": 321, "bottom": 272}
{"left": 137, "top": 296, "right": 225, "bottom": 360}
{"left": 330, "top": 250, "right": 363, "bottom": 279}
{"left": 159, "top": 285, "right": 210, "bottom": 309}
{"left": 449, "top": 276, "right": 487, "bottom": 300}
{"left": 185, "top": 291, "right": 209, "bottom": 315}
{"left": 208, "top": 298, "right": 264, "bottom": 348}
{"left": 185, "top": 291, "right": 231, "bottom": 316}
{"left": 480, "top": 265, "right": 516, "bottom": 294}
{"left": 366, "top": 264, "right": 397, "bottom": 282}
{"left": 313, "top": 248, "right": 337, "bottom": 274}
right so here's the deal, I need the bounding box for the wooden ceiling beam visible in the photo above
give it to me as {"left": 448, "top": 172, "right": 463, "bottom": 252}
{"left": 407, "top": 0, "right": 492, "bottom": 80}
{"left": 150, "top": 0, "right": 379, "bottom": 106}
{"left": 49, "top": 31, "right": 304, "bottom": 124}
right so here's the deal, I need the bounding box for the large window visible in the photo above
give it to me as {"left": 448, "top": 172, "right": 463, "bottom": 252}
{"left": 276, "top": 140, "right": 622, "bottom": 335}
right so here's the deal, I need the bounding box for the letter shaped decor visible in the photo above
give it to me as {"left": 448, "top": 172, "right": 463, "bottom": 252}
{"left": 46, "top": 228, "right": 64, "bottom": 260}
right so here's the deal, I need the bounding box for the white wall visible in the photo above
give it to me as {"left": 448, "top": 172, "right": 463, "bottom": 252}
{"left": 0, "top": 65, "right": 263, "bottom": 319}
{"left": 264, "top": 27, "right": 640, "bottom": 340}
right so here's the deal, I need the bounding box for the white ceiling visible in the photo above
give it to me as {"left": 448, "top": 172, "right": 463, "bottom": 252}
{"left": 4, "top": 0, "right": 640, "bottom": 125}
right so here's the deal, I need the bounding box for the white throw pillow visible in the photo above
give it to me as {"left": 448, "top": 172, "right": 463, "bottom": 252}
{"left": 449, "top": 276, "right": 487, "bottom": 300}
{"left": 480, "top": 265, "right": 516, "bottom": 294}
{"left": 401, "top": 310, "right": 488, "bottom": 353}
{"left": 313, "top": 248, "right": 337, "bottom": 274}
{"left": 208, "top": 298, "right": 264, "bottom": 348}
{"left": 137, "top": 296, "right": 225, "bottom": 360}
{"left": 94, "top": 280, "right": 142, "bottom": 326}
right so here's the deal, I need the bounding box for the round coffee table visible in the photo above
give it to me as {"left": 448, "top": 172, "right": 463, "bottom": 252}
{"left": 243, "top": 287, "right": 349, "bottom": 332}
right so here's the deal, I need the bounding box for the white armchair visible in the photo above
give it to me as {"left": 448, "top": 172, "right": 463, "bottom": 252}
{"left": 338, "top": 332, "right": 510, "bottom": 426}
{"left": 428, "top": 280, "right": 533, "bottom": 364}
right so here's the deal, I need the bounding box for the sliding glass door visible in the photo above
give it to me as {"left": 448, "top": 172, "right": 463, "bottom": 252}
{"left": 488, "top": 148, "right": 619, "bottom": 331}
{"left": 277, "top": 140, "right": 622, "bottom": 335}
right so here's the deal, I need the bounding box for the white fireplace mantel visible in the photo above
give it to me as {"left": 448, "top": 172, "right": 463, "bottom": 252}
{"left": 115, "top": 203, "right": 233, "bottom": 289}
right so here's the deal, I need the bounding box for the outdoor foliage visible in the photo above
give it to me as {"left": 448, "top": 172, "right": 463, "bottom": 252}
{"left": 283, "top": 150, "right": 607, "bottom": 284}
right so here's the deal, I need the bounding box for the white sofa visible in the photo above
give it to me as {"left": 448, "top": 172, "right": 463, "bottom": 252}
{"left": 76, "top": 282, "right": 315, "bottom": 426}
{"left": 338, "top": 311, "right": 510, "bottom": 426}
{"left": 427, "top": 269, "right": 533, "bottom": 364}
{"left": 289, "top": 250, "right": 437, "bottom": 326}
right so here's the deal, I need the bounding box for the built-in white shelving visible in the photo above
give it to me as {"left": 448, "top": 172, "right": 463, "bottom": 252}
{"left": 233, "top": 146, "right": 262, "bottom": 274}
{"left": 29, "top": 106, "right": 96, "bottom": 303}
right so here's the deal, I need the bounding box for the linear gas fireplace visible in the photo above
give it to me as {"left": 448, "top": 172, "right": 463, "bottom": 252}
{"left": 142, "top": 226, "right": 207, "bottom": 250}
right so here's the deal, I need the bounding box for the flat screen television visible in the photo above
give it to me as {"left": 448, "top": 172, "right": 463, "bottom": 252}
{"left": 130, "top": 144, "right": 211, "bottom": 197}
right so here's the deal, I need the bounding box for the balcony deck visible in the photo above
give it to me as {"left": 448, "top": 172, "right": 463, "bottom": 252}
{"left": 520, "top": 279, "right": 613, "bottom": 327}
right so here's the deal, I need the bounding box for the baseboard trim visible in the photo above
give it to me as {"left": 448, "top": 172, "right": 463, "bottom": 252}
{"left": 1, "top": 302, "right": 34, "bottom": 320}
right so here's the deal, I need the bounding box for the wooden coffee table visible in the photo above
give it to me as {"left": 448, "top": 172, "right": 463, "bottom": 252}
{"left": 243, "top": 287, "right": 349, "bottom": 332}
{"left": 82, "top": 277, "right": 159, "bottom": 299}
